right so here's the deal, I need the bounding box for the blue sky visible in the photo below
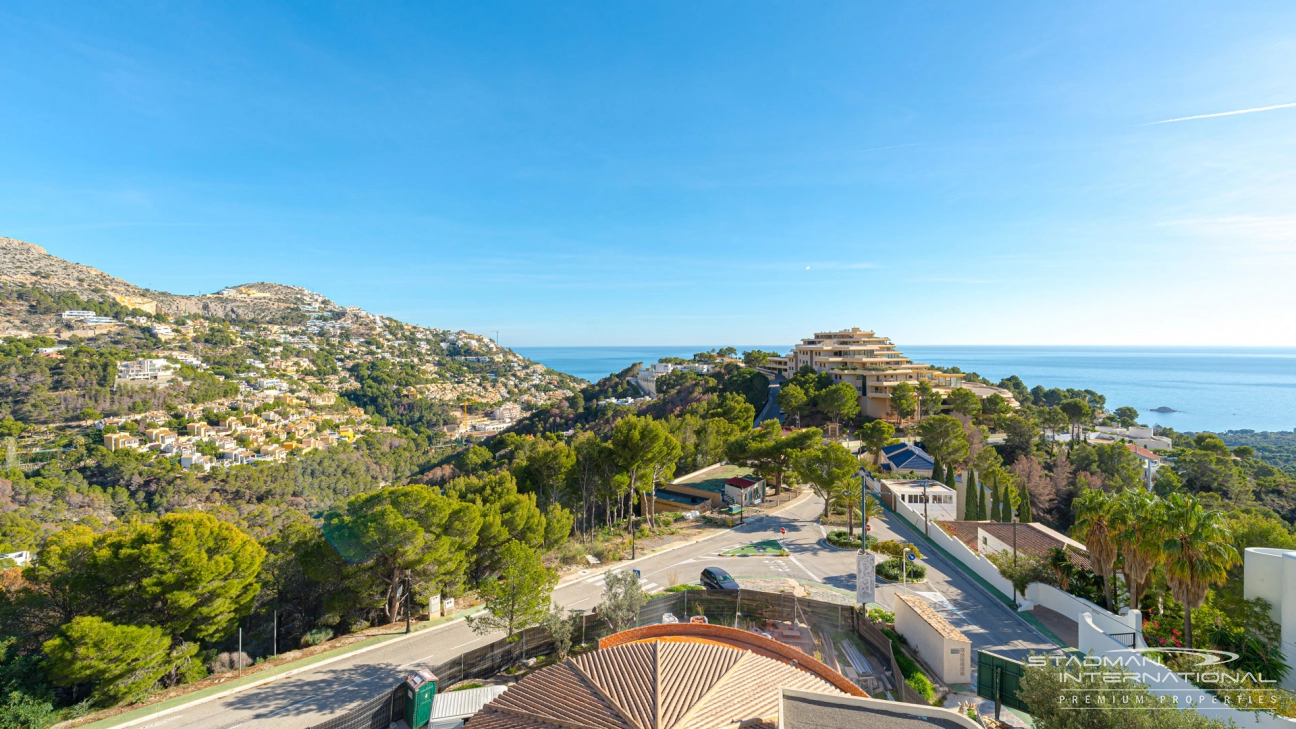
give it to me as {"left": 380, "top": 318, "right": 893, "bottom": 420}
{"left": 2, "top": 2, "right": 1294, "bottom": 346}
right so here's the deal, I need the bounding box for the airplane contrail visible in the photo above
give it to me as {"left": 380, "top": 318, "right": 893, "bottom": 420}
{"left": 1150, "top": 101, "right": 1296, "bottom": 124}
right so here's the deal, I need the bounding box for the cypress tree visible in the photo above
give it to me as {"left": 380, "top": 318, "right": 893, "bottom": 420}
{"left": 931, "top": 457, "right": 944, "bottom": 485}
{"left": 990, "top": 478, "right": 1003, "bottom": 522}
{"left": 1018, "top": 481, "right": 1033, "bottom": 523}
{"left": 966, "top": 470, "right": 980, "bottom": 520}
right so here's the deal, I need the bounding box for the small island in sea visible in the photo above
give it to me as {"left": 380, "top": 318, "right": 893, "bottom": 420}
{"left": 1150, "top": 406, "right": 1178, "bottom": 413}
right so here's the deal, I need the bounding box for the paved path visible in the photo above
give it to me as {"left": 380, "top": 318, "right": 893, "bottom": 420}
{"left": 756, "top": 382, "right": 782, "bottom": 425}
{"left": 99, "top": 493, "right": 1057, "bottom": 729}
{"left": 868, "top": 510, "right": 1060, "bottom": 664}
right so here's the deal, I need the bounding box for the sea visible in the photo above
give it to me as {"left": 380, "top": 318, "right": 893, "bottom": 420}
{"left": 512, "top": 345, "right": 1296, "bottom": 434}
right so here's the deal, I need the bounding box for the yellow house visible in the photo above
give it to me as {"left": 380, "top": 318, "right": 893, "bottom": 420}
{"left": 104, "top": 433, "right": 141, "bottom": 451}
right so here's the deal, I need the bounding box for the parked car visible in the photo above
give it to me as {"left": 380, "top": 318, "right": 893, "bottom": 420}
{"left": 661, "top": 612, "right": 679, "bottom": 624}
{"left": 700, "top": 566, "right": 738, "bottom": 590}
{"left": 690, "top": 615, "right": 709, "bottom": 624}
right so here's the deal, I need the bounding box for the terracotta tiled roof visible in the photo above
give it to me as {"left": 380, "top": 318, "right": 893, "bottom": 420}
{"left": 474, "top": 635, "right": 851, "bottom": 729}
{"left": 896, "top": 594, "right": 970, "bottom": 643}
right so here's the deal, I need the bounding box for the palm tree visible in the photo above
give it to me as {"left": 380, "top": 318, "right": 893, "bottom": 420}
{"left": 862, "top": 494, "right": 884, "bottom": 537}
{"left": 1071, "top": 488, "right": 1119, "bottom": 611}
{"left": 1046, "top": 547, "right": 1077, "bottom": 592}
{"left": 1111, "top": 489, "right": 1163, "bottom": 612}
{"left": 841, "top": 483, "right": 860, "bottom": 538}
{"left": 1160, "top": 493, "right": 1239, "bottom": 648}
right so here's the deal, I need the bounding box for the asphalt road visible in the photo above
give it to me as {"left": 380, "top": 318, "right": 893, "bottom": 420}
{"left": 120, "top": 494, "right": 1055, "bottom": 729}
{"left": 755, "top": 382, "right": 782, "bottom": 425}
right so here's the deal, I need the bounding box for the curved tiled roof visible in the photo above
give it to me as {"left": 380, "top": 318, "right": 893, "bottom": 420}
{"left": 471, "top": 629, "right": 858, "bottom": 729}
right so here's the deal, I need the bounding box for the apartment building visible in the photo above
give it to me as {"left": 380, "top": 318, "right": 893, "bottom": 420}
{"left": 116, "top": 358, "right": 176, "bottom": 385}
{"left": 104, "top": 432, "right": 142, "bottom": 451}
{"left": 492, "top": 402, "right": 522, "bottom": 421}
{"left": 767, "top": 328, "right": 965, "bottom": 421}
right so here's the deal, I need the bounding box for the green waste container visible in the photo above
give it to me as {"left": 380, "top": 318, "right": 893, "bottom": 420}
{"left": 403, "top": 669, "right": 437, "bottom": 728}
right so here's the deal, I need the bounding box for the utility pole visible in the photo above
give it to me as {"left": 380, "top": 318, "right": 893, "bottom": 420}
{"left": 273, "top": 610, "right": 277, "bottom": 658}
{"left": 1012, "top": 510, "right": 1019, "bottom": 604}
{"left": 922, "top": 480, "right": 930, "bottom": 538}
{"left": 238, "top": 627, "right": 243, "bottom": 677}
{"left": 405, "top": 574, "right": 412, "bottom": 634}
{"left": 630, "top": 511, "right": 636, "bottom": 560}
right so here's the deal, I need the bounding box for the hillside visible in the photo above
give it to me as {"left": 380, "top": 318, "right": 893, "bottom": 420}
{"left": 0, "top": 236, "right": 582, "bottom": 429}
{"left": 0, "top": 237, "right": 345, "bottom": 330}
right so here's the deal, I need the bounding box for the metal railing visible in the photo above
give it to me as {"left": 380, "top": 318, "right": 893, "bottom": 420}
{"left": 1108, "top": 632, "right": 1136, "bottom": 648}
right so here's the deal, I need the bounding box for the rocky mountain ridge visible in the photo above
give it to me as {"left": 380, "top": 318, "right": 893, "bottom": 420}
{"left": 0, "top": 236, "right": 368, "bottom": 329}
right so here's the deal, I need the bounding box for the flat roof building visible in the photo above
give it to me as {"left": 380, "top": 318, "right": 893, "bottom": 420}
{"left": 875, "top": 479, "right": 958, "bottom": 522}
{"left": 653, "top": 463, "right": 765, "bottom": 513}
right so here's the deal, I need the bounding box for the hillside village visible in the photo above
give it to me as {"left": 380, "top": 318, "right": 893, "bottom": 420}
{"left": 0, "top": 237, "right": 581, "bottom": 472}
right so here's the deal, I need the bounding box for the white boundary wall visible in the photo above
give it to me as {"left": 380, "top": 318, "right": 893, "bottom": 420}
{"left": 1078, "top": 614, "right": 1296, "bottom": 729}
{"left": 891, "top": 496, "right": 1017, "bottom": 601}
{"left": 1023, "top": 582, "right": 1144, "bottom": 647}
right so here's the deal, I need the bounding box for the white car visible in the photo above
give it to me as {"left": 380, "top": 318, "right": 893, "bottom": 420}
{"left": 661, "top": 612, "right": 679, "bottom": 624}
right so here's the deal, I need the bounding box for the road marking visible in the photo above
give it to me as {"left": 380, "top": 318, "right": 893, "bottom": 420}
{"left": 399, "top": 651, "right": 440, "bottom": 668}
{"left": 448, "top": 638, "right": 480, "bottom": 651}
{"left": 137, "top": 717, "right": 182, "bottom": 729}
{"left": 787, "top": 555, "right": 820, "bottom": 582}
{"left": 642, "top": 582, "right": 659, "bottom": 592}
{"left": 567, "top": 597, "right": 592, "bottom": 607}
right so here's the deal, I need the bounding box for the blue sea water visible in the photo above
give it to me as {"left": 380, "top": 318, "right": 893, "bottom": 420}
{"left": 513, "top": 345, "right": 1296, "bottom": 434}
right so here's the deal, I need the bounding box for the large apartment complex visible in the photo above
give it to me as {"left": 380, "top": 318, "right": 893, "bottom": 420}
{"left": 768, "top": 328, "right": 1013, "bottom": 421}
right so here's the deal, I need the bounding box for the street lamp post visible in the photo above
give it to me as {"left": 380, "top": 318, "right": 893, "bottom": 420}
{"left": 630, "top": 510, "right": 636, "bottom": 560}
{"left": 405, "top": 573, "right": 412, "bottom": 634}
{"left": 902, "top": 547, "right": 911, "bottom": 594}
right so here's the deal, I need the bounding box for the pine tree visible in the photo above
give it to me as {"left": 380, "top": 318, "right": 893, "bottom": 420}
{"left": 1018, "top": 481, "right": 1033, "bottom": 523}
{"left": 966, "top": 470, "right": 980, "bottom": 520}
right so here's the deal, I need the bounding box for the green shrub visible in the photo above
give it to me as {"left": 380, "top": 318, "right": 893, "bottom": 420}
{"left": 826, "top": 530, "right": 862, "bottom": 549}
{"left": 876, "top": 557, "right": 926, "bottom": 581}
{"left": 906, "top": 672, "right": 937, "bottom": 702}
{"left": 662, "top": 584, "right": 704, "bottom": 592}
{"left": 883, "top": 630, "right": 938, "bottom": 703}
{"left": 301, "top": 628, "right": 333, "bottom": 647}
{"left": 349, "top": 620, "right": 370, "bottom": 633}
{"left": 589, "top": 542, "right": 624, "bottom": 563}
{"left": 553, "top": 540, "right": 586, "bottom": 566}
{"left": 867, "top": 607, "right": 895, "bottom": 624}
{"left": 872, "top": 540, "right": 923, "bottom": 559}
